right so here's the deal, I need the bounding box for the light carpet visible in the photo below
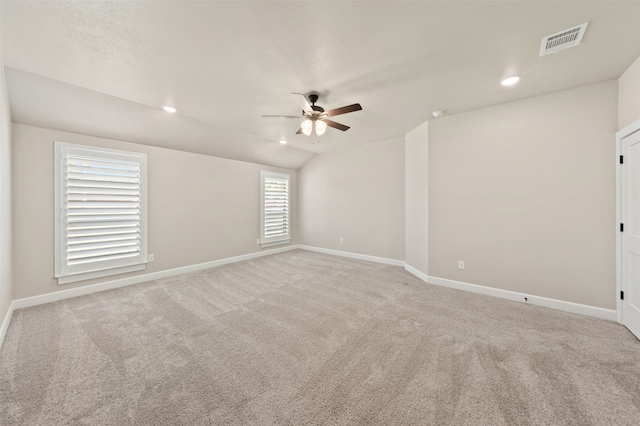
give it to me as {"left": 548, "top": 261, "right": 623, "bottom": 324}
{"left": 0, "top": 249, "right": 639, "bottom": 425}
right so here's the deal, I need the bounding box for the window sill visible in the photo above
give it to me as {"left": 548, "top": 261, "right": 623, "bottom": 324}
{"left": 260, "top": 239, "right": 291, "bottom": 249}
{"left": 57, "top": 263, "right": 146, "bottom": 285}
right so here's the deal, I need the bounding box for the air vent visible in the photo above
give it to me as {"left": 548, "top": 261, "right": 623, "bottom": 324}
{"left": 540, "top": 22, "right": 588, "bottom": 56}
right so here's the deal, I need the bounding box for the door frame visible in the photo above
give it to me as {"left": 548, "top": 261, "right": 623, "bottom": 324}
{"left": 616, "top": 118, "right": 640, "bottom": 324}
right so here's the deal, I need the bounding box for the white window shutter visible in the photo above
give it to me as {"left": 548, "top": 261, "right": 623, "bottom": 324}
{"left": 55, "top": 142, "right": 147, "bottom": 283}
{"left": 261, "top": 171, "right": 290, "bottom": 245}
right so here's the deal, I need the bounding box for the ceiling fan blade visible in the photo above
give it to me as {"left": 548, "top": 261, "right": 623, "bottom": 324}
{"left": 295, "top": 127, "right": 303, "bottom": 135}
{"left": 262, "top": 115, "right": 303, "bottom": 119}
{"left": 325, "top": 103, "right": 362, "bottom": 117}
{"left": 292, "top": 93, "right": 313, "bottom": 113}
{"left": 323, "top": 119, "right": 350, "bottom": 131}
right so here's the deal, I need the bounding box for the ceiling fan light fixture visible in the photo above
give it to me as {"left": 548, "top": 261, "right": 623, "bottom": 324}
{"left": 315, "top": 120, "right": 327, "bottom": 136}
{"left": 301, "top": 119, "right": 313, "bottom": 136}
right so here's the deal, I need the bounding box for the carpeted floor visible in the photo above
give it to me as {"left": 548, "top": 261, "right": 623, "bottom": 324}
{"left": 0, "top": 249, "right": 639, "bottom": 425}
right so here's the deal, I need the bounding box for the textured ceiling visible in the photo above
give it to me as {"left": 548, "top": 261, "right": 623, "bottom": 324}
{"left": 2, "top": 1, "right": 640, "bottom": 169}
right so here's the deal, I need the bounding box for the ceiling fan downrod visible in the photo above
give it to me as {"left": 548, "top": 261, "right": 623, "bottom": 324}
{"left": 307, "top": 94, "right": 325, "bottom": 113}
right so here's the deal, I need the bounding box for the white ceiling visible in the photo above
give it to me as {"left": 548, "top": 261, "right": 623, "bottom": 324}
{"left": 2, "top": 1, "right": 639, "bottom": 169}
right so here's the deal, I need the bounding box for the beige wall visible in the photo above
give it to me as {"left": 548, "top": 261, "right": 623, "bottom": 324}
{"left": 298, "top": 138, "right": 405, "bottom": 261}
{"left": 405, "top": 122, "right": 429, "bottom": 274}
{"left": 428, "top": 81, "right": 618, "bottom": 309}
{"left": 619, "top": 56, "right": 640, "bottom": 130}
{"left": 12, "top": 124, "right": 297, "bottom": 299}
{"left": 0, "top": 64, "right": 12, "bottom": 320}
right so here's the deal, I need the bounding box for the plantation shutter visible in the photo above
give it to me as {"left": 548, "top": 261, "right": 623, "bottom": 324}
{"left": 55, "top": 142, "right": 147, "bottom": 283}
{"left": 261, "top": 171, "right": 290, "bottom": 245}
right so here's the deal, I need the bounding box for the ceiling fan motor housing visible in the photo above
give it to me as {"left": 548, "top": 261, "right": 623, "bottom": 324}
{"left": 308, "top": 94, "right": 325, "bottom": 113}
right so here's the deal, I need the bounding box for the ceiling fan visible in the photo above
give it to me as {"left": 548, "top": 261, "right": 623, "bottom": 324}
{"left": 262, "top": 93, "right": 362, "bottom": 137}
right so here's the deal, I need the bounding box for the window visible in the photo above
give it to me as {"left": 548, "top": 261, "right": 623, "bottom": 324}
{"left": 260, "top": 171, "right": 290, "bottom": 247}
{"left": 55, "top": 142, "right": 147, "bottom": 284}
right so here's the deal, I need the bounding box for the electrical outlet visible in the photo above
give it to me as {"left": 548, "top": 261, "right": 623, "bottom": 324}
{"left": 148, "top": 254, "right": 155, "bottom": 262}
{"left": 340, "top": 237, "right": 344, "bottom": 243}
{"left": 458, "top": 260, "right": 465, "bottom": 270}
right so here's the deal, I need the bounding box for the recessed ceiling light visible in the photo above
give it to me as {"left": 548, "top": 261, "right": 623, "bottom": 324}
{"left": 279, "top": 140, "right": 287, "bottom": 145}
{"left": 163, "top": 105, "right": 177, "bottom": 113}
{"left": 432, "top": 110, "right": 444, "bottom": 118}
{"left": 501, "top": 76, "right": 520, "bottom": 86}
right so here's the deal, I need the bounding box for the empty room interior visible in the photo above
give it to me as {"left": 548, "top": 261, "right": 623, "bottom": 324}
{"left": 1, "top": 1, "right": 640, "bottom": 425}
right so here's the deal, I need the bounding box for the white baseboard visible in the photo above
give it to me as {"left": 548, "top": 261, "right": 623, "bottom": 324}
{"left": 402, "top": 267, "right": 616, "bottom": 322}
{"left": 11, "top": 245, "right": 300, "bottom": 311}
{"left": 404, "top": 263, "right": 429, "bottom": 282}
{"left": 298, "top": 245, "right": 404, "bottom": 267}
{"left": 315, "top": 257, "right": 616, "bottom": 322}
{"left": 2, "top": 248, "right": 618, "bottom": 350}
{"left": 0, "top": 301, "right": 15, "bottom": 349}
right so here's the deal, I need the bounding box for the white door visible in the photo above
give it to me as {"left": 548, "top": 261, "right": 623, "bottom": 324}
{"left": 621, "top": 127, "right": 640, "bottom": 339}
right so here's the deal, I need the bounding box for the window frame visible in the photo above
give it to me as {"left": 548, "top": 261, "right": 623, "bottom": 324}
{"left": 54, "top": 141, "right": 148, "bottom": 284}
{"left": 260, "top": 170, "right": 291, "bottom": 247}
